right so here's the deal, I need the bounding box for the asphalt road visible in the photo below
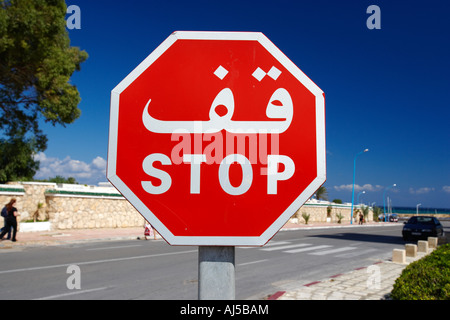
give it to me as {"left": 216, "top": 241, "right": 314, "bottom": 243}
{"left": 0, "top": 222, "right": 446, "bottom": 300}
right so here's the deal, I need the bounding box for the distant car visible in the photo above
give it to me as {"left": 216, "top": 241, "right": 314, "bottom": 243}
{"left": 402, "top": 216, "right": 444, "bottom": 241}
{"left": 388, "top": 214, "right": 399, "bottom": 222}
{"left": 378, "top": 213, "right": 399, "bottom": 222}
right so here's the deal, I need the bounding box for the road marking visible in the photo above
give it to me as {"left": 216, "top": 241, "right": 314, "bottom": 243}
{"left": 334, "top": 248, "right": 379, "bottom": 258}
{"left": 237, "top": 259, "right": 269, "bottom": 266}
{"left": 264, "top": 241, "right": 292, "bottom": 247}
{"left": 261, "top": 243, "right": 311, "bottom": 251}
{"left": 0, "top": 249, "right": 197, "bottom": 275}
{"left": 239, "top": 241, "right": 291, "bottom": 249}
{"left": 34, "top": 287, "right": 110, "bottom": 300}
{"left": 284, "top": 245, "right": 331, "bottom": 254}
{"left": 86, "top": 244, "right": 142, "bottom": 251}
{"left": 309, "top": 247, "right": 357, "bottom": 256}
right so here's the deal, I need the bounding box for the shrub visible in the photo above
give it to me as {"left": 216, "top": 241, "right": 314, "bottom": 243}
{"left": 390, "top": 244, "right": 450, "bottom": 300}
{"left": 302, "top": 212, "right": 310, "bottom": 224}
{"left": 326, "top": 205, "right": 332, "bottom": 218}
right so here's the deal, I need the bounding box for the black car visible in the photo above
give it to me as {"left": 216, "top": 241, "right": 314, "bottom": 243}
{"left": 402, "top": 216, "right": 444, "bottom": 241}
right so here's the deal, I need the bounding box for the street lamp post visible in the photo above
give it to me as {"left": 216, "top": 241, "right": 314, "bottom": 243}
{"left": 416, "top": 203, "right": 421, "bottom": 216}
{"left": 350, "top": 149, "right": 369, "bottom": 225}
{"left": 383, "top": 184, "right": 396, "bottom": 222}
{"left": 355, "top": 191, "right": 366, "bottom": 223}
{"left": 357, "top": 190, "right": 366, "bottom": 204}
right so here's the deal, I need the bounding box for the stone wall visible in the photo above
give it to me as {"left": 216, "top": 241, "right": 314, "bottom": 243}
{"left": 291, "top": 200, "right": 373, "bottom": 224}
{"left": 0, "top": 185, "right": 25, "bottom": 207}
{"left": 0, "top": 184, "right": 25, "bottom": 229}
{"left": 46, "top": 193, "right": 144, "bottom": 230}
{"left": 1, "top": 182, "right": 373, "bottom": 232}
{"left": 18, "top": 182, "right": 56, "bottom": 221}
{"left": 0, "top": 182, "right": 145, "bottom": 231}
{"left": 1, "top": 182, "right": 56, "bottom": 221}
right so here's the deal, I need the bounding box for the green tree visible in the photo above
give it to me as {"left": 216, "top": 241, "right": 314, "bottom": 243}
{"left": 0, "top": 0, "right": 88, "bottom": 183}
{"left": 372, "top": 206, "right": 382, "bottom": 221}
{"left": 34, "top": 175, "right": 77, "bottom": 184}
{"left": 315, "top": 186, "right": 328, "bottom": 200}
{"left": 0, "top": 128, "right": 40, "bottom": 182}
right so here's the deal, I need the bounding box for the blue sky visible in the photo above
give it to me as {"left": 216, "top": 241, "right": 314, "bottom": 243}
{"left": 34, "top": 0, "right": 449, "bottom": 208}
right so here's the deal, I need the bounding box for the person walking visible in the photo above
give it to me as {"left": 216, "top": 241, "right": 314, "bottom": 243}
{"left": 0, "top": 198, "right": 20, "bottom": 242}
{"left": 1, "top": 204, "right": 12, "bottom": 239}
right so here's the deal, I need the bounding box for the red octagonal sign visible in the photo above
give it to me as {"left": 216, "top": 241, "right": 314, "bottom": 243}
{"left": 108, "top": 31, "right": 326, "bottom": 246}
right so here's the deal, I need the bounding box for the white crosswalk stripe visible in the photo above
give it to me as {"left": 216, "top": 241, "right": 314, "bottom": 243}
{"left": 309, "top": 246, "right": 357, "bottom": 256}
{"left": 263, "top": 241, "right": 292, "bottom": 247}
{"left": 261, "top": 243, "right": 311, "bottom": 251}
{"left": 239, "top": 240, "right": 292, "bottom": 249}
{"left": 284, "top": 245, "right": 331, "bottom": 254}
{"left": 334, "top": 248, "right": 380, "bottom": 258}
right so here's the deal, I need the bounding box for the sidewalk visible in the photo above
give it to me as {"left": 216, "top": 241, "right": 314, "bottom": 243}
{"left": 271, "top": 222, "right": 439, "bottom": 300}
{"left": 1, "top": 221, "right": 415, "bottom": 300}
{"left": 271, "top": 253, "right": 428, "bottom": 300}
{"left": 0, "top": 226, "right": 146, "bottom": 247}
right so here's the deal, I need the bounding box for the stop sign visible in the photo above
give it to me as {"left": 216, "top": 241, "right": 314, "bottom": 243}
{"left": 108, "top": 31, "right": 325, "bottom": 246}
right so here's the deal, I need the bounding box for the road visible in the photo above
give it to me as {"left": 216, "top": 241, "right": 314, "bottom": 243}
{"left": 0, "top": 222, "right": 446, "bottom": 300}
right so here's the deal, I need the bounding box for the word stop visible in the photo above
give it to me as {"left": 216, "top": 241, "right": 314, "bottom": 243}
{"left": 141, "top": 153, "right": 295, "bottom": 195}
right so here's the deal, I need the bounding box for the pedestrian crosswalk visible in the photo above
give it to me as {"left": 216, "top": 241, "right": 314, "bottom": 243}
{"left": 240, "top": 241, "right": 379, "bottom": 258}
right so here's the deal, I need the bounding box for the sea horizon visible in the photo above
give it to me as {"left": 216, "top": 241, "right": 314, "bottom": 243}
{"left": 390, "top": 206, "right": 450, "bottom": 215}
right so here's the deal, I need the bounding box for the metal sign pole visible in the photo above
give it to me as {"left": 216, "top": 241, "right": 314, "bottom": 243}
{"left": 198, "top": 246, "right": 235, "bottom": 300}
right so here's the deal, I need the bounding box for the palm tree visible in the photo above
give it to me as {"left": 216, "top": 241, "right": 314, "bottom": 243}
{"left": 361, "top": 205, "right": 369, "bottom": 222}
{"left": 315, "top": 186, "right": 328, "bottom": 200}
{"left": 373, "top": 206, "right": 382, "bottom": 221}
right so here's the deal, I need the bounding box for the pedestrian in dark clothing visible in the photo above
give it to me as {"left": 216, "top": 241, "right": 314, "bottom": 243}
{"left": 1, "top": 205, "right": 12, "bottom": 239}
{"left": 0, "top": 198, "right": 20, "bottom": 242}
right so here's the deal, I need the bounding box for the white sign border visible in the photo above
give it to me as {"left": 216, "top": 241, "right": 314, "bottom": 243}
{"left": 108, "top": 31, "right": 326, "bottom": 246}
